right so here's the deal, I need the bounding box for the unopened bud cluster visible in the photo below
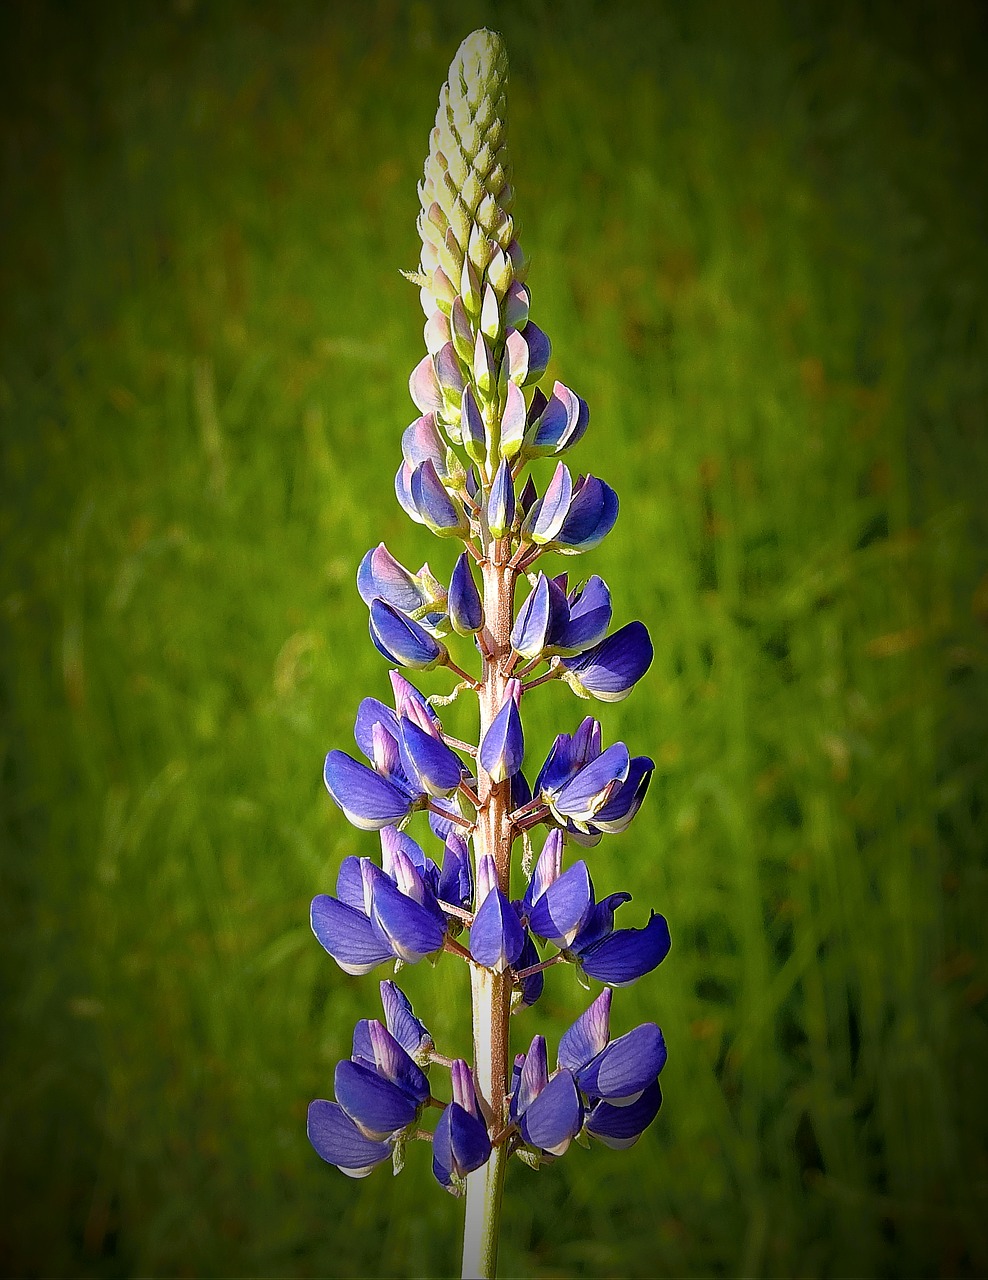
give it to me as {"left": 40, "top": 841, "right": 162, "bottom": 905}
{"left": 307, "top": 27, "right": 670, "bottom": 1232}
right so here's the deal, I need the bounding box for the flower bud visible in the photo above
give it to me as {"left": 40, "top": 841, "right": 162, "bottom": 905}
{"left": 448, "top": 551, "right": 484, "bottom": 635}
{"left": 487, "top": 458, "right": 515, "bottom": 538}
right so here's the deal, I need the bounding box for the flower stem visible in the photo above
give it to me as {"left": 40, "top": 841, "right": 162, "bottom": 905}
{"left": 461, "top": 547, "right": 516, "bottom": 1279}
{"left": 462, "top": 966, "right": 509, "bottom": 1279}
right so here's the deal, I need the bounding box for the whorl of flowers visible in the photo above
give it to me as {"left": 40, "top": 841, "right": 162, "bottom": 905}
{"left": 306, "top": 29, "right": 669, "bottom": 1279}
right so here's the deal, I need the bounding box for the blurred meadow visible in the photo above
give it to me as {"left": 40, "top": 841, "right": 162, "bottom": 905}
{"left": 2, "top": 0, "right": 987, "bottom": 1275}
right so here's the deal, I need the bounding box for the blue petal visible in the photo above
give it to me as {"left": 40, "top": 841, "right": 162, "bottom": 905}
{"left": 478, "top": 698, "right": 524, "bottom": 784}
{"left": 519, "top": 322, "right": 551, "bottom": 384}
{"left": 586, "top": 1081, "right": 662, "bottom": 1148}
{"left": 514, "top": 933, "right": 544, "bottom": 1008}
{"left": 511, "top": 574, "right": 554, "bottom": 660}
{"left": 335, "top": 1059, "right": 419, "bottom": 1140}
{"left": 590, "top": 756, "right": 654, "bottom": 834}
{"left": 353, "top": 698, "right": 400, "bottom": 763}
{"left": 470, "top": 887, "right": 527, "bottom": 973}
{"left": 555, "top": 475, "right": 619, "bottom": 552}
{"left": 579, "top": 912, "right": 672, "bottom": 986}
{"left": 409, "top": 460, "right": 468, "bottom": 536}
{"left": 560, "top": 621, "right": 653, "bottom": 703}
{"left": 357, "top": 544, "right": 427, "bottom": 613}
{"left": 310, "top": 894, "right": 393, "bottom": 976}
{"left": 525, "top": 462, "right": 572, "bottom": 544}
{"left": 351, "top": 1017, "right": 375, "bottom": 1067}
{"left": 512, "top": 1034, "right": 548, "bottom": 1119}
{"left": 380, "top": 825, "right": 429, "bottom": 876}
{"left": 401, "top": 412, "right": 446, "bottom": 472}
{"left": 324, "top": 750, "right": 414, "bottom": 830}
{"left": 576, "top": 1023, "right": 667, "bottom": 1101}
{"left": 395, "top": 462, "right": 423, "bottom": 525}
{"left": 571, "top": 890, "right": 632, "bottom": 952}
{"left": 519, "top": 1069, "right": 584, "bottom": 1156}
{"left": 437, "top": 833, "right": 473, "bottom": 912}
{"left": 533, "top": 731, "right": 578, "bottom": 799}
{"left": 427, "top": 796, "right": 465, "bottom": 841}
{"left": 400, "top": 717, "right": 464, "bottom": 797}
{"left": 487, "top": 459, "right": 516, "bottom": 539}
{"left": 528, "top": 380, "right": 589, "bottom": 456}
{"left": 509, "top": 768, "right": 532, "bottom": 812}
{"left": 369, "top": 599, "right": 446, "bottom": 670}
{"left": 307, "top": 1100, "right": 391, "bottom": 1176}
{"left": 448, "top": 551, "right": 483, "bottom": 635}
{"left": 551, "top": 742, "right": 630, "bottom": 823}
{"left": 380, "top": 980, "right": 433, "bottom": 1060}
{"left": 557, "top": 988, "right": 612, "bottom": 1073}
{"left": 364, "top": 1020, "right": 431, "bottom": 1104}
{"left": 461, "top": 386, "right": 485, "bottom": 459}
{"left": 335, "top": 855, "right": 365, "bottom": 911}
{"left": 432, "top": 1102, "right": 492, "bottom": 1191}
{"left": 369, "top": 873, "right": 446, "bottom": 964}
{"left": 558, "top": 576, "right": 612, "bottom": 653}
{"left": 388, "top": 670, "right": 442, "bottom": 728}
{"left": 523, "top": 828, "right": 564, "bottom": 911}
{"left": 528, "top": 860, "right": 594, "bottom": 948}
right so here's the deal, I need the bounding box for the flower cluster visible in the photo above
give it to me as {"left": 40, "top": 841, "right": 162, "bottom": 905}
{"left": 306, "top": 28, "right": 670, "bottom": 1275}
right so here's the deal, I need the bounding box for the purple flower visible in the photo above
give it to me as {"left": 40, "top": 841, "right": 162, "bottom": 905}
{"left": 310, "top": 852, "right": 447, "bottom": 975}
{"left": 307, "top": 1101, "right": 392, "bottom": 1179}
{"left": 397, "top": 459, "right": 470, "bottom": 537}
{"left": 510, "top": 573, "right": 567, "bottom": 660}
{"left": 310, "top": 28, "right": 673, "bottom": 1215}
{"left": 527, "top": 860, "right": 595, "bottom": 948}
{"left": 549, "top": 742, "right": 630, "bottom": 825}
{"left": 504, "top": 322, "right": 551, "bottom": 388}
{"left": 585, "top": 1081, "right": 663, "bottom": 1149}
{"left": 509, "top": 1035, "right": 584, "bottom": 1159}
{"left": 557, "top": 989, "right": 667, "bottom": 1104}
{"left": 357, "top": 543, "right": 445, "bottom": 619}
{"left": 553, "top": 574, "right": 612, "bottom": 654}
{"left": 578, "top": 910, "right": 671, "bottom": 987}
{"left": 523, "top": 380, "right": 589, "bottom": 458}
{"left": 553, "top": 475, "right": 619, "bottom": 554}
{"left": 432, "top": 1060, "right": 492, "bottom": 1193}
{"left": 448, "top": 551, "right": 483, "bottom": 635}
{"left": 401, "top": 412, "right": 449, "bottom": 476}
{"left": 375, "top": 979, "right": 433, "bottom": 1063}
{"left": 308, "top": 1016, "right": 432, "bottom": 1179}
{"left": 524, "top": 857, "right": 671, "bottom": 987}
{"left": 335, "top": 1020, "right": 430, "bottom": 1140}
{"left": 522, "top": 462, "right": 573, "bottom": 545}
{"left": 487, "top": 458, "right": 516, "bottom": 539}
{"left": 470, "top": 854, "right": 527, "bottom": 973}
{"left": 532, "top": 718, "right": 654, "bottom": 838}
{"left": 437, "top": 831, "right": 473, "bottom": 914}
{"left": 559, "top": 620, "right": 653, "bottom": 702}
{"left": 323, "top": 750, "right": 415, "bottom": 831}
{"left": 513, "top": 932, "right": 545, "bottom": 1008}
{"left": 461, "top": 386, "right": 486, "bottom": 463}
{"left": 478, "top": 680, "right": 524, "bottom": 783}
{"left": 398, "top": 715, "right": 465, "bottom": 797}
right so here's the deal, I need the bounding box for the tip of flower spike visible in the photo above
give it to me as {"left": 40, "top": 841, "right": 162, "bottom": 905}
{"left": 450, "top": 30, "right": 508, "bottom": 106}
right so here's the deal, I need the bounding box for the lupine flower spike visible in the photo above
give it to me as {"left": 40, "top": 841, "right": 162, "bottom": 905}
{"left": 307, "top": 28, "right": 670, "bottom": 1280}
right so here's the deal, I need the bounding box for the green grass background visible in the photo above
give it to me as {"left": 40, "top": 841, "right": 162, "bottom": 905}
{"left": 2, "top": 0, "right": 987, "bottom": 1275}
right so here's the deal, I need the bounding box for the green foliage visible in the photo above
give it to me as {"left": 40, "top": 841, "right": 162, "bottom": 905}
{"left": 2, "top": 0, "right": 986, "bottom": 1274}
